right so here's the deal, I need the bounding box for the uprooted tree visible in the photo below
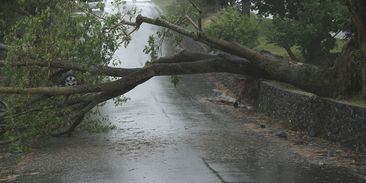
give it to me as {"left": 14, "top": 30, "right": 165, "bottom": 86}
{"left": 0, "top": 0, "right": 365, "bottom": 147}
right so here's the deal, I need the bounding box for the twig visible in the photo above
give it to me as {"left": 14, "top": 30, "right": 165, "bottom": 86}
{"left": 186, "top": 0, "right": 202, "bottom": 14}
{"left": 184, "top": 15, "right": 199, "bottom": 30}
{"left": 186, "top": 0, "right": 202, "bottom": 31}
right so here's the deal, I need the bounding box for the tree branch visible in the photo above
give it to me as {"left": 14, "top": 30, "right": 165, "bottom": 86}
{"left": 135, "top": 15, "right": 199, "bottom": 40}
{"left": 0, "top": 51, "right": 256, "bottom": 96}
{"left": 152, "top": 50, "right": 217, "bottom": 63}
{"left": 184, "top": 15, "right": 199, "bottom": 30}
{"left": 0, "top": 59, "right": 138, "bottom": 77}
{"left": 185, "top": 0, "right": 202, "bottom": 31}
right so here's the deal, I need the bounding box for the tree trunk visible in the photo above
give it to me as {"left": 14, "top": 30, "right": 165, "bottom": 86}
{"left": 362, "top": 60, "right": 366, "bottom": 99}
{"left": 197, "top": 33, "right": 340, "bottom": 97}
{"left": 284, "top": 46, "right": 299, "bottom": 61}
{"left": 303, "top": 37, "right": 325, "bottom": 66}
{"left": 360, "top": 42, "right": 366, "bottom": 99}
{"left": 346, "top": 0, "right": 366, "bottom": 99}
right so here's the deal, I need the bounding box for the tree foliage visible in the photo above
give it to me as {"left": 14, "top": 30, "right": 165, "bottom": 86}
{"left": 254, "top": 0, "right": 351, "bottom": 65}
{"left": 0, "top": 0, "right": 132, "bottom": 149}
{"left": 205, "top": 8, "right": 260, "bottom": 48}
{"left": 0, "top": 0, "right": 61, "bottom": 41}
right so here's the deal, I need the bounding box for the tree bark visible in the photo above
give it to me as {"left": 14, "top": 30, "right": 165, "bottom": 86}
{"left": 346, "top": 0, "right": 366, "bottom": 99}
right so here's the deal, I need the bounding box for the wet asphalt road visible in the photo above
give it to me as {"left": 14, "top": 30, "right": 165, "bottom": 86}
{"left": 10, "top": 1, "right": 366, "bottom": 183}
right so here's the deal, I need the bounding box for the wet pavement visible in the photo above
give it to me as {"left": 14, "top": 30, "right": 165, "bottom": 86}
{"left": 4, "top": 1, "right": 366, "bottom": 183}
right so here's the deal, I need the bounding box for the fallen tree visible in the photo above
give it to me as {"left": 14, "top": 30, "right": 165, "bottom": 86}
{"left": 0, "top": 0, "right": 365, "bottom": 144}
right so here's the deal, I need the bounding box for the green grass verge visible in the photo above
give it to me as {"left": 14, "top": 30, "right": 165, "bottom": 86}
{"left": 255, "top": 36, "right": 287, "bottom": 56}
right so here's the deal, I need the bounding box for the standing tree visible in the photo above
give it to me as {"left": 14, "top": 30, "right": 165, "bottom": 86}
{"left": 253, "top": 0, "right": 351, "bottom": 66}
{"left": 345, "top": 0, "right": 366, "bottom": 99}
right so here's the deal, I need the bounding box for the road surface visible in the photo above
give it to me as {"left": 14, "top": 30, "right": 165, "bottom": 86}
{"left": 6, "top": 1, "right": 366, "bottom": 183}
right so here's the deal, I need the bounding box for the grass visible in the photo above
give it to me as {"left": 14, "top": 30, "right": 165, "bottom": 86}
{"left": 331, "top": 38, "right": 346, "bottom": 53}
{"left": 254, "top": 34, "right": 346, "bottom": 59}
{"left": 255, "top": 36, "right": 287, "bottom": 56}
{"left": 254, "top": 36, "right": 305, "bottom": 60}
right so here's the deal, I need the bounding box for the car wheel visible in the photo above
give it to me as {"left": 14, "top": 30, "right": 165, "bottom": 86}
{"left": 64, "top": 74, "right": 78, "bottom": 86}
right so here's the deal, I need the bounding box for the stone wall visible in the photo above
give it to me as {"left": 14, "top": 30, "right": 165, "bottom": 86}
{"left": 215, "top": 73, "right": 366, "bottom": 152}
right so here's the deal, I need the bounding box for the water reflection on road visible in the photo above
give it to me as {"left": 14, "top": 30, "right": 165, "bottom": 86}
{"left": 100, "top": 1, "right": 222, "bottom": 182}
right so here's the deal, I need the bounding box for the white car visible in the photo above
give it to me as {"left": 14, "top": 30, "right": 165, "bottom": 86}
{"left": 87, "top": 1, "right": 105, "bottom": 13}
{"left": 74, "top": 0, "right": 105, "bottom": 14}
{"left": 63, "top": 71, "right": 78, "bottom": 86}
